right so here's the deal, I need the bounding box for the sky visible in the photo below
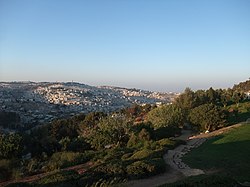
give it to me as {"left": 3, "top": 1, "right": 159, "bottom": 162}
{"left": 0, "top": 0, "right": 250, "bottom": 92}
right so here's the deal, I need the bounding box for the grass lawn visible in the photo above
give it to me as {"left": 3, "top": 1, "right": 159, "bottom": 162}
{"left": 182, "top": 123, "right": 250, "bottom": 182}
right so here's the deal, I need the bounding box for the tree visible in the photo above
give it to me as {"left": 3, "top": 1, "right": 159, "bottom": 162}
{"left": 175, "top": 88, "right": 199, "bottom": 119}
{"left": 0, "top": 133, "right": 23, "bottom": 159}
{"left": 189, "top": 104, "right": 226, "bottom": 131}
{"left": 207, "top": 87, "right": 218, "bottom": 104}
{"left": 87, "top": 116, "right": 131, "bottom": 150}
{"left": 195, "top": 90, "right": 209, "bottom": 106}
{"left": 220, "top": 90, "right": 231, "bottom": 107}
{"left": 232, "top": 92, "right": 244, "bottom": 107}
{"left": 147, "top": 104, "right": 184, "bottom": 129}
{"left": 79, "top": 112, "right": 106, "bottom": 136}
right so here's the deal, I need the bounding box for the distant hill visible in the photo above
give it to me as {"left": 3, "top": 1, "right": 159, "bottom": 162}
{"left": 0, "top": 81, "right": 178, "bottom": 129}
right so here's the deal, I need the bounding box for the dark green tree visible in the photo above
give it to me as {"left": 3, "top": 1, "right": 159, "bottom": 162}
{"left": 189, "top": 104, "right": 226, "bottom": 131}
{"left": 87, "top": 116, "right": 131, "bottom": 150}
{"left": 147, "top": 104, "right": 184, "bottom": 129}
{"left": 0, "top": 133, "right": 23, "bottom": 159}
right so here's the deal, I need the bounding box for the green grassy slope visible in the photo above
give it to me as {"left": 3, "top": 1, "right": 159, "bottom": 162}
{"left": 183, "top": 124, "right": 250, "bottom": 182}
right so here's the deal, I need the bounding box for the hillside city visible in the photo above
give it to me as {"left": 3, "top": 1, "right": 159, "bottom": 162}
{"left": 0, "top": 82, "right": 178, "bottom": 130}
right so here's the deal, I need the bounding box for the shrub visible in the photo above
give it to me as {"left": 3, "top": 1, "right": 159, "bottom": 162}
{"left": 129, "top": 149, "right": 154, "bottom": 160}
{"left": 103, "top": 148, "right": 132, "bottom": 161}
{"left": 126, "top": 160, "right": 156, "bottom": 179}
{"left": 0, "top": 159, "right": 21, "bottom": 181}
{"left": 93, "top": 160, "right": 125, "bottom": 175}
{"left": 121, "top": 153, "right": 133, "bottom": 160}
{"left": 127, "top": 133, "right": 143, "bottom": 148}
{"left": 157, "top": 138, "right": 175, "bottom": 148}
{"left": 153, "top": 126, "right": 181, "bottom": 140}
{"left": 138, "top": 128, "right": 151, "bottom": 141}
{"left": 157, "top": 138, "right": 185, "bottom": 150}
{"left": 147, "top": 104, "right": 184, "bottom": 129}
{"left": 36, "top": 170, "right": 79, "bottom": 185}
{"left": 0, "top": 159, "right": 12, "bottom": 181}
{"left": 45, "top": 151, "right": 90, "bottom": 171}
{"left": 90, "top": 177, "right": 126, "bottom": 187}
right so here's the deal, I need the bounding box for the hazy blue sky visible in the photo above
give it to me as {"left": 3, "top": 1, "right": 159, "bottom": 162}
{"left": 0, "top": 0, "right": 249, "bottom": 92}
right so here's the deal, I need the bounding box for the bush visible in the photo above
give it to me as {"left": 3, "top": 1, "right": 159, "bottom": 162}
{"left": 157, "top": 138, "right": 175, "bottom": 148}
{"left": 147, "top": 104, "right": 184, "bottom": 130}
{"left": 45, "top": 151, "right": 90, "bottom": 171}
{"left": 0, "top": 159, "right": 12, "bottom": 181}
{"left": 103, "top": 148, "right": 132, "bottom": 162}
{"left": 0, "top": 159, "right": 21, "bottom": 181}
{"left": 127, "top": 133, "right": 144, "bottom": 148}
{"left": 153, "top": 126, "right": 181, "bottom": 140}
{"left": 121, "top": 153, "right": 133, "bottom": 160}
{"left": 90, "top": 177, "right": 126, "bottom": 187}
{"left": 93, "top": 160, "right": 125, "bottom": 175}
{"left": 157, "top": 138, "right": 185, "bottom": 149}
{"left": 126, "top": 161, "right": 155, "bottom": 178}
{"left": 36, "top": 170, "right": 79, "bottom": 185}
{"left": 129, "top": 149, "right": 154, "bottom": 160}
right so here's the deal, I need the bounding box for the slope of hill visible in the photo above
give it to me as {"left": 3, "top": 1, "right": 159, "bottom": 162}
{"left": 0, "top": 82, "right": 177, "bottom": 130}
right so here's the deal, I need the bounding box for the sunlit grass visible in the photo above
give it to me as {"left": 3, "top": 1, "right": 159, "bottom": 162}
{"left": 183, "top": 124, "right": 250, "bottom": 182}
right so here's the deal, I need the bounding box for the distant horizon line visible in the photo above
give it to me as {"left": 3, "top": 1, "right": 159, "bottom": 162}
{"left": 0, "top": 79, "right": 247, "bottom": 93}
{"left": 0, "top": 80, "right": 179, "bottom": 93}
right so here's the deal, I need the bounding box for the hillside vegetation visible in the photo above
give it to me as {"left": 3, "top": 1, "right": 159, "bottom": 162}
{"left": 0, "top": 80, "right": 250, "bottom": 186}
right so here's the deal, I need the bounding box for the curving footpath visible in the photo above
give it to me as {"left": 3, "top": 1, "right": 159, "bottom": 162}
{"left": 126, "top": 130, "right": 206, "bottom": 187}
{"left": 165, "top": 137, "right": 206, "bottom": 177}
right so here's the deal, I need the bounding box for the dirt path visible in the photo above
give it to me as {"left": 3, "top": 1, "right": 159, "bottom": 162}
{"left": 0, "top": 162, "right": 93, "bottom": 187}
{"left": 126, "top": 124, "right": 245, "bottom": 187}
{"left": 1, "top": 124, "right": 243, "bottom": 187}
{"left": 165, "top": 138, "right": 206, "bottom": 177}
{"left": 125, "top": 130, "right": 206, "bottom": 187}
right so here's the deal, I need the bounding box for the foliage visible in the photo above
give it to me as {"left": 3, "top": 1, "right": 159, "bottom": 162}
{"left": 0, "top": 133, "right": 23, "bottom": 159}
{"left": 129, "top": 149, "right": 154, "bottom": 160}
{"left": 175, "top": 88, "right": 200, "bottom": 115}
{"left": 93, "top": 160, "right": 126, "bottom": 175}
{"left": 189, "top": 104, "right": 226, "bottom": 131}
{"left": 89, "top": 177, "right": 126, "bottom": 187}
{"left": 226, "top": 101, "right": 250, "bottom": 125}
{"left": 36, "top": 170, "right": 79, "bottom": 185}
{"left": 126, "top": 158, "right": 165, "bottom": 179}
{"left": 147, "top": 104, "right": 184, "bottom": 129}
{"left": 67, "top": 137, "right": 91, "bottom": 152}
{"left": 45, "top": 151, "right": 91, "bottom": 171}
{"left": 153, "top": 126, "right": 181, "bottom": 140}
{"left": 0, "top": 159, "right": 13, "bottom": 181}
{"left": 80, "top": 112, "right": 106, "bottom": 132}
{"left": 157, "top": 138, "right": 176, "bottom": 149}
{"left": 49, "top": 118, "right": 79, "bottom": 141}
{"left": 127, "top": 128, "right": 153, "bottom": 148}
{"left": 87, "top": 116, "right": 131, "bottom": 150}
{"left": 0, "top": 159, "right": 22, "bottom": 181}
